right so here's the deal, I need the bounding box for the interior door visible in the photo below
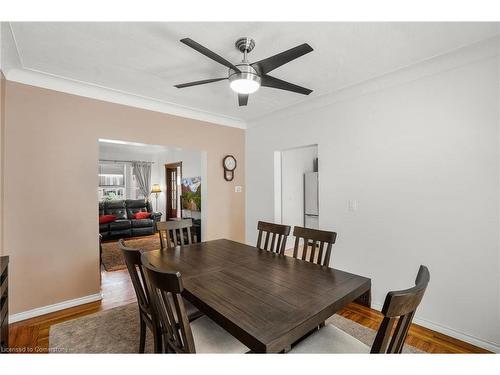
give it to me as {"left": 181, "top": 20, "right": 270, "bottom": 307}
{"left": 165, "top": 162, "right": 182, "bottom": 219}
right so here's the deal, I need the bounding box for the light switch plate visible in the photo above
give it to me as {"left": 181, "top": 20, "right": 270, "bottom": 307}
{"left": 348, "top": 200, "right": 358, "bottom": 211}
{"left": 235, "top": 186, "right": 242, "bottom": 193}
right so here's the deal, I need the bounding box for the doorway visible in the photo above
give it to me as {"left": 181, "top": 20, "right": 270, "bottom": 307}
{"left": 165, "top": 162, "right": 182, "bottom": 219}
{"left": 274, "top": 145, "right": 318, "bottom": 247}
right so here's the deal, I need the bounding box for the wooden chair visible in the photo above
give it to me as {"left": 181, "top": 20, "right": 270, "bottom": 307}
{"left": 140, "top": 253, "right": 248, "bottom": 353}
{"left": 156, "top": 219, "right": 196, "bottom": 249}
{"left": 292, "top": 226, "right": 337, "bottom": 267}
{"left": 256, "top": 221, "right": 291, "bottom": 255}
{"left": 118, "top": 239, "right": 202, "bottom": 353}
{"left": 290, "top": 265, "right": 430, "bottom": 354}
{"left": 118, "top": 239, "right": 162, "bottom": 353}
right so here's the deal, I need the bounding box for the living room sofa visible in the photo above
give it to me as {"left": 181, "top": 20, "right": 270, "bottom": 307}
{"left": 99, "top": 199, "right": 162, "bottom": 240}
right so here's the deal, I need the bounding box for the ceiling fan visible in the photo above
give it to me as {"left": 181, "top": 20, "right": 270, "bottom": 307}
{"left": 174, "top": 37, "right": 314, "bottom": 106}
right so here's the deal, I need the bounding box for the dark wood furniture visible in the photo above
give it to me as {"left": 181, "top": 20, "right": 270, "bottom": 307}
{"left": 156, "top": 219, "right": 196, "bottom": 249}
{"left": 256, "top": 221, "right": 291, "bottom": 255}
{"left": 118, "top": 239, "right": 162, "bottom": 353}
{"left": 142, "top": 239, "right": 371, "bottom": 353}
{"left": 371, "top": 265, "right": 430, "bottom": 353}
{"left": 0, "top": 256, "right": 9, "bottom": 354}
{"left": 141, "top": 256, "right": 248, "bottom": 353}
{"left": 291, "top": 265, "right": 429, "bottom": 354}
{"left": 292, "top": 226, "right": 337, "bottom": 267}
{"left": 140, "top": 262, "right": 195, "bottom": 353}
{"left": 118, "top": 239, "right": 202, "bottom": 353}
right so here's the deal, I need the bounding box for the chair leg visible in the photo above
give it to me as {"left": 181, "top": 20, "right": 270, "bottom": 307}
{"left": 139, "top": 316, "right": 146, "bottom": 353}
{"left": 153, "top": 326, "right": 162, "bottom": 354}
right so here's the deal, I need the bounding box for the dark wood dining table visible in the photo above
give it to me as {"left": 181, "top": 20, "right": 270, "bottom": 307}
{"left": 142, "top": 238, "right": 371, "bottom": 353}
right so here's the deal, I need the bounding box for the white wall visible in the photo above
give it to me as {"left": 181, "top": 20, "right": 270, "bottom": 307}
{"left": 280, "top": 145, "right": 317, "bottom": 246}
{"left": 98, "top": 142, "right": 202, "bottom": 221}
{"left": 246, "top": 43, "right": 500, "bottom": 351}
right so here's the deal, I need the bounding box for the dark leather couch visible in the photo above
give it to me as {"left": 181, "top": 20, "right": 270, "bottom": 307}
{"left": 99, "top": 199, "right": 162, "bottom": 240}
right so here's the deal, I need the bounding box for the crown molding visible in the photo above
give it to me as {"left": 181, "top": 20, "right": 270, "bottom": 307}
{"left": 248, "top": 35, "right": 500, "bottom": 128}
{"left": 5, "top": 67, "right": 247, "bottom": 129}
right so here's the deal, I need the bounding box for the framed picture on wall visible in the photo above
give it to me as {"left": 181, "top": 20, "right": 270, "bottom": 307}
{"left": 181, "top": 177, "right": 201, "bottom": 211}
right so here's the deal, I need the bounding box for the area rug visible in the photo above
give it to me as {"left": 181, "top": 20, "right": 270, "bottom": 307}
{"left": 101, "top": 235, "right": 160, "bottom": 271}
{"left": 49, "top": 303, "right": 423, "bottom": 353}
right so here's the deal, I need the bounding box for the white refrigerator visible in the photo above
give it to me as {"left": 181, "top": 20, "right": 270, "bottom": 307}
{"left": 304, "top": 172, "right": 319, "bottom": 229}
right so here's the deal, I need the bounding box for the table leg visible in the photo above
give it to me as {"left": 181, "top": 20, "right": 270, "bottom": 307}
{"left": 354, "top": 288, "right": 371, "bottom": 308}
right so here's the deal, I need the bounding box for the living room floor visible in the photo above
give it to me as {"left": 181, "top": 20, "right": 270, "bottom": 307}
{"left": 8, "top": 266, "right": 489, "bottom": 354}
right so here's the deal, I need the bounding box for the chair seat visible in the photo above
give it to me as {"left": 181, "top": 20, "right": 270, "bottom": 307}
{"left": 190, "top": 315, "right": 249, "bottom": 353}
{"left": 290, "top": 324, "right": 370, "bottom": 354}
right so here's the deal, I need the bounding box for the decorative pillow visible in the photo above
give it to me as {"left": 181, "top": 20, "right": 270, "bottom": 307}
{"left": 99, "top": 215, "right": 117, "bottom": 224}
{"left": 133, "top": 211, "right": 151, "bottom": 219}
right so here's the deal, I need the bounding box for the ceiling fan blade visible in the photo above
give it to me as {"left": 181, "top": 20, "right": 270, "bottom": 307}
{"left": 251, "top": 43, "right": 313, "bottom": 75}
{"left": 174, "top": 78, "right": 226, "bottom": 89}
{"left": 238, "top": 94, "right": 249, "bottom": 106}
{"left": 261, "top": 75, "right": 313, "bottom": 95}
{"left": 181, "top": 38, "right": 241, "bottom": 73}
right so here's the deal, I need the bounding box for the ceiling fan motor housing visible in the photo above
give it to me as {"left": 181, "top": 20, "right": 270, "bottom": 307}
{"left": 228, "top": 64, "right": 261, "bottom": 86}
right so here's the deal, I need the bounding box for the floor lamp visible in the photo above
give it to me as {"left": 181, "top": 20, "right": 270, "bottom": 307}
{"left": 151, "top": 184, "right": 162, "bottom": 212}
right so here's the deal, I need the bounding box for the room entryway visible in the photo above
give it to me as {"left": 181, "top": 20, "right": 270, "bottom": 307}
{"left": 274, "top": 145, "right": 318, "bottom": 247}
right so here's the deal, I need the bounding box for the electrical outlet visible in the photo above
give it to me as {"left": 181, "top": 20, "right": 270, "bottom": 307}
{"left": 235, "top": 186, "right": 242, "bottom": 193}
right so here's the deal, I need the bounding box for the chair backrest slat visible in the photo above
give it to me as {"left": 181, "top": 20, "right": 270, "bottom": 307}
{"left": 264, "top": 231, "right": 270, "bottom": 250}
{"left": 292, "top": 226, "right": 337, "bottom": 267}
{"left": 270, "top": 233, "right": 277, "bottom": 252}
{"left": 301, "top": 239, "right": 308, "bottom": 260}
{"left": 257, "top": 231, "right": 263, "bottom": 249}
{"left": 156, "top": 219, "right": 195, "bottom": 249}
{"left": 256, "top": 221, "right": 291, "bottom": 255}
{"left": 317, "top": 241, "right": 324, "bottom": 265}
{"left": 141, "top": 254, "right": 196, "bottom": 353}
{"left": 370, "top": 265, "right": 430, "bottom": 354}
{"left": 309, "top": 240, "right": 317, "bottom": 263}
{"left": 293, "top": 237, "right": 300, "bottom": 258}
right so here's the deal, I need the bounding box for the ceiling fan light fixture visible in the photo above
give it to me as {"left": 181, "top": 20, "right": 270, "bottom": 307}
{"left": 229, "top": 64, "right": 261, "bottom": 94}
{"left": 230, "top": 77, "right": 261, "bottom": 94}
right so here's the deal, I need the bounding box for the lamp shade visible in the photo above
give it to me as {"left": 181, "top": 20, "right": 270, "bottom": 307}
{"left": 151, "top": 184, "right": 162, "bottom": 193}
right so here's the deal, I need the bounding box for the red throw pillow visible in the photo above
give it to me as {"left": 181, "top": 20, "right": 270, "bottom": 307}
{"left": 99, "top": 215, "right": 117, "bottom": 224}
{"left": 134, "top": 211, "right": 151, "bottom": 219}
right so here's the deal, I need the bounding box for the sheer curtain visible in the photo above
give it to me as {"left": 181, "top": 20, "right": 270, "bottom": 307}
{"left": 132, "top": 162, "right": 152, "bottom": 199}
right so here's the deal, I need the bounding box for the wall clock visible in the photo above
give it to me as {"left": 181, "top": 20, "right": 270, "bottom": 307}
{"left": 223, "top": 155, "right": 237, "bottom": 181}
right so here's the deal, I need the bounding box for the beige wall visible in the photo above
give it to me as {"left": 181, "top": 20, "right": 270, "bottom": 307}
{"left": 4, "top": 81, "right": 245, "bottom": 315}
{"left": 0, "top": 71, "right": 5, "bottom": 257}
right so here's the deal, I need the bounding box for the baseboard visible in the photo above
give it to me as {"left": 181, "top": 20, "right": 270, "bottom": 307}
{"left": 9, "top": 293, "right": 103, "bottom": 323}
{"left": 371, "top": 302, "right": 500, "bottom": 353}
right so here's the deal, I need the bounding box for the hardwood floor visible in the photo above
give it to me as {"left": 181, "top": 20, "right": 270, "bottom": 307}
{"left": 9, "top": 268, "right": 490, "bottom": 354}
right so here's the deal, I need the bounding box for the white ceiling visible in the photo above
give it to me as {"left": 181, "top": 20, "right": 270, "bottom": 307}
{"left": 8, "top": 22, "right": 500, "bottom": 124}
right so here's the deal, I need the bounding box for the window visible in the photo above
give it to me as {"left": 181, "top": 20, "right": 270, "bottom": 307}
{"left": 98, "top": 162, "right": 126, "bottom": 201}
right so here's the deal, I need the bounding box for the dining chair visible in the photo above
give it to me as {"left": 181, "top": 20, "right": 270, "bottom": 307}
{"left": 118, "top": 239, "right": 162, "bottom": 353}
{"left": 156, "top": 219, "right": 196, "bottom": 249}
{"left": 141, "top": 253, "right": 249, "bottom": 353}
{"left": 292, "top": 226, "right": 337, "bottom": 267}
{"left": 256, "top": 221, "right": 291, "bottom": 255}
{"left": 118, "top": 239, "right": 203, "bottom": 353}
{"left": 290, "top": 265, "right": 430, "bottom": 354}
